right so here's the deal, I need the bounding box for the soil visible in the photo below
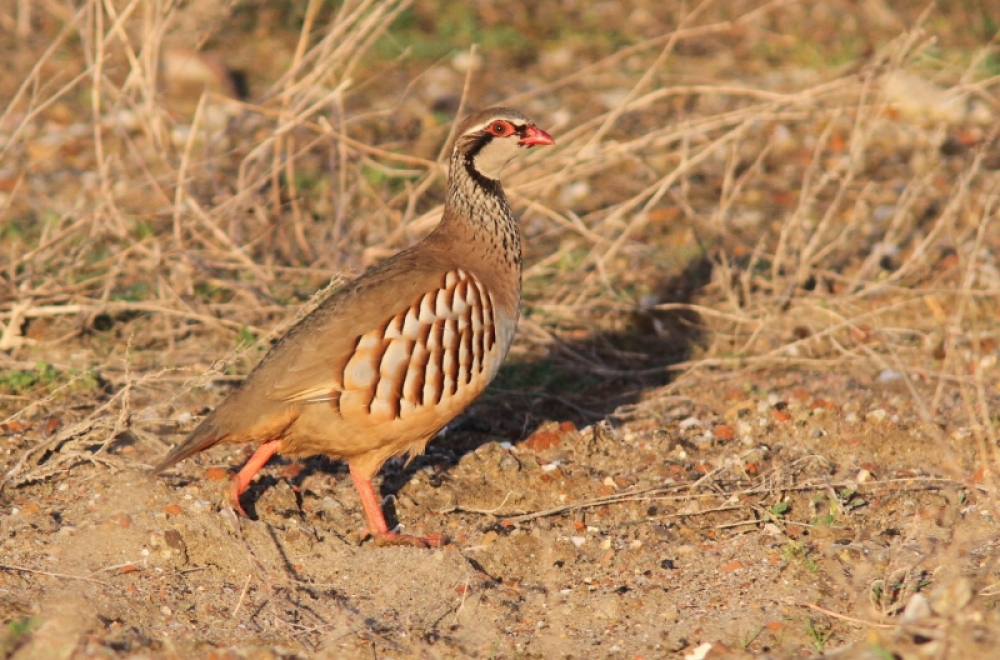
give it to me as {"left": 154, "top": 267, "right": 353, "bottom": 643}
{"left": 2, "top": 368, "right": 997, "bottom": 659}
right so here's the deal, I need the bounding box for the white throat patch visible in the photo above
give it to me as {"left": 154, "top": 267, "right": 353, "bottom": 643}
{"left": 472, "top": 137, "right": 523, "bottom": 180}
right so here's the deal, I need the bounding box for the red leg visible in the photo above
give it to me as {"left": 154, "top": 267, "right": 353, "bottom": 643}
{"left": 229, "top": 439, "right": 281, "bottom": 518}
{"left": 349, "top": 464, "right": 445, "bottom": 548}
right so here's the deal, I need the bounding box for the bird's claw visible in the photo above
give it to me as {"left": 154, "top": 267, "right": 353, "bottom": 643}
{"left": 229, "top": 480, "right": 250, "bottom": 519}
{"left": 359, "top": 528, "right": 446, "bottom": 548}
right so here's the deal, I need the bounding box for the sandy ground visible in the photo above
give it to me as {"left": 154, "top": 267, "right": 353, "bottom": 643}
{"left": 2, "top": 367, "right": 998, "bottom": 658}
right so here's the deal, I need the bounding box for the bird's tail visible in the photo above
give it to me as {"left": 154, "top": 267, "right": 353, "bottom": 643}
{"left": 151, "top": 414, "right": 227, "bottom": 474}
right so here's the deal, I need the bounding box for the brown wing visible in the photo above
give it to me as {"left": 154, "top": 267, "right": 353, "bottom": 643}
{"left": 269, "top": 267, "right": 497, "bottom": 423}
{"left": 152, "top": 251, "right": 450, "bottom": 473}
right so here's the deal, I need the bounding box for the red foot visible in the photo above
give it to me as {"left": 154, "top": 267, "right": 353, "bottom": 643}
{"left": 350, "top": 463, "right": 445, "bottom": 548}
{"left": 228, "top": 438, "right": 282, "bottom": 518}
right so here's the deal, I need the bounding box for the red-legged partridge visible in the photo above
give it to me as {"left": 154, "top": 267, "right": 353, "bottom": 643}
{"left": 153, "top": 108, "right": 554, "bottom": 547}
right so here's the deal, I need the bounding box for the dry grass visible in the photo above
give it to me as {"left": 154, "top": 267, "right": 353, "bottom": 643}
{"left": 1, "top": 0, "right": 1000, "bottom": 655}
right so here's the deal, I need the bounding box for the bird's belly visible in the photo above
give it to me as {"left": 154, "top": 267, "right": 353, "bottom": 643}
{"left": 280, "top": 364, "right": 494, "bottom": 461}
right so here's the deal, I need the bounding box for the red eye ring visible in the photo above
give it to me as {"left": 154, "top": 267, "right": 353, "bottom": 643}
{"left": 488, "top": 121, "right": 514, "bottom": 136}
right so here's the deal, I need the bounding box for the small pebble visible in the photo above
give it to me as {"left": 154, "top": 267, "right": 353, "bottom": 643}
{"left": 686, "top": 642, "right": 715, "bottom": 660}
{"left": 164, "top": 529, "right": 185, "bottom": 550}
{"left": 678, "top": 417, "right": 702, "bottom": 430}
{"left": 189, "top": 500, "right": 211, "bottom": 514}
{"left": 498, "top": 454, "right": 520, "bottom": 472}
{"left": 570, "top": 536, "right": 586, "bottom": 547}
{"left": 901, "top": 593, "right": 931, "bottom": 623}
{"left": 866, "top": 409, "right": 888, "bottom": 422}
{"left": 879, "top": 369, "right": 904, "bottom": 383}
{"left": 692, "top": 433, "right": 713, "bottom": 448}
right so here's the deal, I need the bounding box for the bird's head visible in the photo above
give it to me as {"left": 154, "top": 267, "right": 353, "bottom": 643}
{"left": 454, "top": 107, "right": 555, "bottom": 181}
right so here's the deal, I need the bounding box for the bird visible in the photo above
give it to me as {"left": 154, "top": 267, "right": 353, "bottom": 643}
{"left": 152, "top": 107, "right": 554, "bottom": 547}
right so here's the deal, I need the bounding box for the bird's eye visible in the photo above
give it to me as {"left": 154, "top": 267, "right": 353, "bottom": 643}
{"left": 489, "top": 121, "right": 512, "bottom": 136}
